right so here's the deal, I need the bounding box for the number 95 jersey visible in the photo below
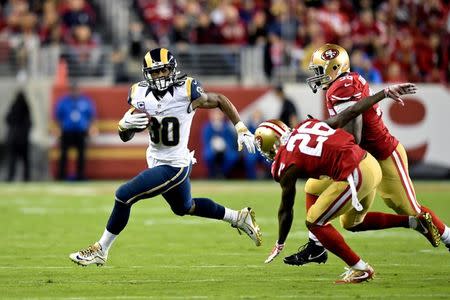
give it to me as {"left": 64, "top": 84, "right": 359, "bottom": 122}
{"left": 271, "top": 119, "right": 366, "bottom": 182}
{"left": 127, "top": 77, "right": 204, "bottom": 167}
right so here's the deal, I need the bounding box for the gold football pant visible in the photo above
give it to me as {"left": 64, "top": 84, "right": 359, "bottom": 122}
{"left": 306, "top": 153, "right": 382, "bottom": 227}
{"left": 305, "top": 143, "right": 422, "bottom": 217}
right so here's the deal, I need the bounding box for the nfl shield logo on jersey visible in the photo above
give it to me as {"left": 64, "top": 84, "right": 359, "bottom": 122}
{"left": 137, "top": 101, "right": 145, "bottom": 110}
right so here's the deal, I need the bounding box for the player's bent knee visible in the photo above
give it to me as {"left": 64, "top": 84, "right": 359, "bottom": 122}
{"left": 344, "top": 224, "right": 359, "bottom": 232}
{"left": 115, "top": 184, "right": 135, "bottom": 204}
{"left": 187, "top": 202, "right": 196, "bottom": 215}
{"left": 339, "top": 217, "right": 354, "bottom": 231}
{"left": 382, "top": 197, "right": 416, "bottom": 215}
{"left": 305, "top": 220, "right": 316, "bottom": 228}
{"left": 305, "top": 213, "right": 316, "bottom": 226}
{"left": 170, "top": 205, "right": 190, "bottom": 216}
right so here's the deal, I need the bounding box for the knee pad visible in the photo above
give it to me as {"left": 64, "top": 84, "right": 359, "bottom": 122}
{"left": 304, "top": 177, "right": 332, "bottom": 195}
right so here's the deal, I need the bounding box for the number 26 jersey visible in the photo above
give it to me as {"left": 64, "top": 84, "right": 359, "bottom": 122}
{"left": 127, "top": 77, "right": 203, "bottom": 167}
{"left": 271, "top": 119, "right": 366, "bottom": 182}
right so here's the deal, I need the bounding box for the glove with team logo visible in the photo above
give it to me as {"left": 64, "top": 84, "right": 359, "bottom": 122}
{"left": 235, "top": 121, "right": 256, "bottom": 153}
{"left": 118, "top": 108, "right": 149, "bottom": 131}
{"left": 264, "top": 241, "right": 285, "bottom": 263}
{"left": 383, "top": 83, "right": 417, "bottom": 106}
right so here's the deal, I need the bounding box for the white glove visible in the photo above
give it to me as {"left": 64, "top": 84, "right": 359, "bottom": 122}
{"left": 264, "top": 242, "right": 285, "bottom": 263}
{"left": 118, "top": 109, "right": 149, "bottom": 131}
{"left": 383, "top": 83, "right": 417, "bottom": 106}
{"left": 235, "top": 121, "right": 256, "bottom": 153}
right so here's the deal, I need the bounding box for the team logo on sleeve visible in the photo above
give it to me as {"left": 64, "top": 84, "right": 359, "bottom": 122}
{"left": 321, "top": 49, "right": 339, "bottom": 61}
{"left": 196, "top": 86, "right": 204, "bottom": 94}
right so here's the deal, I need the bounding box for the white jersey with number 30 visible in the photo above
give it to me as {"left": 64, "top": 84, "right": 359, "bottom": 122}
{"left": 127, "top": 77, "right": 202, "bottom": 167}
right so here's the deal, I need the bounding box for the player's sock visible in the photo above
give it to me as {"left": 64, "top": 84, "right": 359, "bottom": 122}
{"left": 420, "top": 205, "right": 446, "bottom": 235}
{"left": 349, "top": 212, "right": 409, "bottom": 231}
{"left": 191, "top": 198, "right": 225, "bottom": 220}
{"left": 98, "top": 228, "right": 117, "bottom": 253}
{"left": 308, "top": 231, "right": 323, "bottom": 247}
{"left": 106, "top": 200, "right": 131, "bottom": 235}
{"left": 440, "top": 226, "right": 450, "bottom": 244}
{"left": 306, "top": 194, "right": 323, "bottom": 247}
{"left": 408, "top": 216, "right": 418, "bottom": 228}
{"left": 308, "top": 223, "right": 360, "bottom": 266}
{"left": 351, "top": 259, "right": 368, "bottom": 270}
{"left": 223, "top": 207, "right": 239, "bottom": 224}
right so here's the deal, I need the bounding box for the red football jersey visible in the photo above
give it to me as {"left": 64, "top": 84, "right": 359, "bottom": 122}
{"left": 326, "top": 72, "right": 398, "bottom": 160}
{"left": 271, "top": 119, "right": 366, "bottom": 182}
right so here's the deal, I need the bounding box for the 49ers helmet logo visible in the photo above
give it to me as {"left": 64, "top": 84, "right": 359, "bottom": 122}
{"left": 321, "top": 49, "right": 339, "bottom": 60}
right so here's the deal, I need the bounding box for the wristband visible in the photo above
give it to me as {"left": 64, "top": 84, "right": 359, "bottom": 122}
{"left": 235, "top": 121, "right": 248, "bottom": 133}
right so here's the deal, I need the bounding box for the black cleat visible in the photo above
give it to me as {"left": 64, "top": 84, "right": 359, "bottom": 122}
{"left": 283, "top": 239, "right": 328, "bottom": 266}
{"left": 446, "top": 243, "right": 450, "bottom": 252}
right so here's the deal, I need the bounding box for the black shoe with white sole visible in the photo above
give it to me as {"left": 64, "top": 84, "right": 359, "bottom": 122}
{"left": 283, "top": 239, "right": 328, "bottom": 266}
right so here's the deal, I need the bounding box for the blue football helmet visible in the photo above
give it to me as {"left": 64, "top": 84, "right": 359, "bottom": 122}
{"left": 142, "top": 48, "right": 179, "bottom": 91}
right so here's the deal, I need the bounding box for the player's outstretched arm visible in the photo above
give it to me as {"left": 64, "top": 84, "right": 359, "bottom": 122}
{"left": 191, "top": 92, "right": 255, "bottom": 153}
{"left": 325, "top": 83, "right": 417, "bottom": 129}
{"left": 265, "top": 165, "right": 298, "bottom": 263}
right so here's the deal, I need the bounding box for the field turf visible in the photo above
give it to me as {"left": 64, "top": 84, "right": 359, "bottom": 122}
{"left": 1, "top": 180, "right": 449, "bottom": 299}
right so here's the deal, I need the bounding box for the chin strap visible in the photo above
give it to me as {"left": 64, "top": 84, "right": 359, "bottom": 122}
{"left": 347, "top": 172, "right": 363, "bottom": 212}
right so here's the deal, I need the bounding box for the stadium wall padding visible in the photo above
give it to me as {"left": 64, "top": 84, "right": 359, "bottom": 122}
{"left": 48, "top": 85, "right": 270, "bottom": 179}
{"left": 1, "top": 82, "right": 448, "bottom": 180}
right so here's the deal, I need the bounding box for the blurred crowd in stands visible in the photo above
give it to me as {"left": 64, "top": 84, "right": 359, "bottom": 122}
{"left": 0, "top": 0, "right": 448, "bottom": 83}
{"left": 0, "top": 0, "right": 101, "bottom": 78}
{"left": 134, "top": 0, "right": 449, "bottom": 83}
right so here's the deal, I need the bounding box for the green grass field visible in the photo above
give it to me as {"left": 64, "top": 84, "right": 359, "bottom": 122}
{"left": 1, "top": 180, "right": 449, "bottom": 299}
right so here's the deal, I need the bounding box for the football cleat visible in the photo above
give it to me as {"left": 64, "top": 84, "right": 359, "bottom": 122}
{"left": 415, "top": 213, "right": 440, "bottom": 247}
{"left": 69, "top": 242, "right": 107, "bottom": 266}
{"left": 283, "top": 239, "right": 328, "bottom": 266}
{"left": 232, "top": 207, "right": 262, "bottom": 247}
{"left": 445, "top": 243, "right": 450, "bottom": 252}
{"left": 335, "top": 264, "right": 375, "bottom": 284}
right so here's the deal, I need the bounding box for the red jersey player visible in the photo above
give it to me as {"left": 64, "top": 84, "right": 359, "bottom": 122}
{"left": 257, "top": 82, "right": 440, "bottom": 283}
{"left": 283, "top": 44, "right": 450, "bottom": 268}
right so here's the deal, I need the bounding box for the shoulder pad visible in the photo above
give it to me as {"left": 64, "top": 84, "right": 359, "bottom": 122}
{"left": 186, "top": 77, "right": 204, "bottom": 102}
{"left": 128, "top": 82, "right": 144, "bottom": 104}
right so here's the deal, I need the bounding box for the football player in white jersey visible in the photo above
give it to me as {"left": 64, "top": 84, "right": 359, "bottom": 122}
{"left": 69, "top": 48, "right": 262, "bottom": 266}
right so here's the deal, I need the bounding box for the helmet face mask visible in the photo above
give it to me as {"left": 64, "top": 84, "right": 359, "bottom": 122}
{"left": 306, "top": 44, "right": 350, "bottom": 93}
{"left": 307, "top": 65, "right": 332, "bottom": 93}
{"left": 142, "top": 48, "right": 178, "bottom": 92}
{"left": 254, "top": 120, "right": 290, "bottom": 161}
